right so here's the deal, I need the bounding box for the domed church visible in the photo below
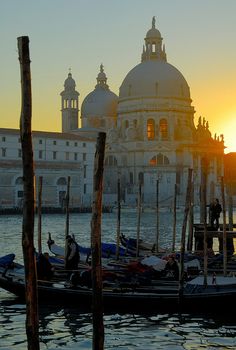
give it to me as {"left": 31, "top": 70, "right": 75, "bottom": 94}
{"left": 61, "top": 17, "right": 225, "bottom": 207}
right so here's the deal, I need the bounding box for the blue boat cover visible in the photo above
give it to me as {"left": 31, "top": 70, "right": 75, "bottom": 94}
{"left": 0, "top": 254, "right": 15, "bottom": 267}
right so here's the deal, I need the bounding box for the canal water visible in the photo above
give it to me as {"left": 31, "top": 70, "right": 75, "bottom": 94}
{"left": 0, "top": 211, "right": 236, "bottom": 349}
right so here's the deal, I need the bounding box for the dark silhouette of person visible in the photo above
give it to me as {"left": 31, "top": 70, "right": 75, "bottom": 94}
{"left": 37, "top": 252, "right": 54, "bottom": 281}
{"left": 209, "top": 198, "right": 222, "bottom": 230}
{"left": 65, "top": 235, "right": 80, "bottom": 271}
{"left": 164, "top": 255, "right": 179, "bottom": 280}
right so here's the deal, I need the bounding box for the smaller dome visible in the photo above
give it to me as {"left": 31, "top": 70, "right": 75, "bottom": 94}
{"left": 81, "top": 65, "right": 118, "bottom": 118}
{"left": 64, "top": 72, "right": 76, "bottom": 90}
{"left": 81, "top": 89, "right": 118, "bottom": 118}
{"left": 146, "top": 27, "right": 161, "bottom": 39}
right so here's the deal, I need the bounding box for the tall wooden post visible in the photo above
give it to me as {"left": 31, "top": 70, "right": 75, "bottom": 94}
{"left": 202, "top": 159, "right": 208, "bottom": 287}
{"left": 187, "top": 182, "right": 194, "bottom": 252}
{"left": 37, "top": 176, "right": 43, "bottom": 255}
{"left": 172, "top": 183, "right": 177, "bottom": 252}
{"left": 136, "top": 181, "right": 142, "bottom": 257}
{"left": 155, "top": 179, "right": 159, "bottom": 254}
{"left": 64, "top": 176, "right": 71, "bottom": 267}
{"left": 179, "top": 169, "right": 192, "bottom": 297}
{"left": 221, "top": 176, "right": 227, "bottom": 276}
{"left": 228, "top": 184, "right": 233, "bottom": 231}
{"left": 116, "top": 178, "right": 121, "bottom": 260}
{"left": 91, "top": 132, "right": 106, "bottom": 350}
{"left": 18, "top": 36, "right": 40, "bottom": 350}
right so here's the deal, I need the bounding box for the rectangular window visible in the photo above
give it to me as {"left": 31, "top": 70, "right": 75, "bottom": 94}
{"left": 66, "top": 141, "right": 69, "bottom": 146}
{"left": 84, "top": 184, "right": 87, "bottom": 194}
{"left": 2, "top": 136, "right": 6, "bottom": 142}
{"left": 53, "top": 151, "right": 57, "bottom": 160}
{"left": 74, "top": 153, "right": 78, "bottom": 161}
{"left": 129, "top": 172, "right": 133, "bottom": 184}
{"left": 39, "top": 150, "right": 43, "bottom": 159}
{"left": 83, "top": 165, "right": 87, "bottom": 178}
{"left": 74, "top": 142, "right": 78, "bottom": 147}
{"left": 18, "top": 149, "right": 22, "bottom": 158}
{"left": 39, "top": 139, "right": 43, "bottom": 144}
{"left": 17, "top": 190, "right": 24, "bottom": 198}
{"left": 53, "top": 140, "right": 57, "bottom": 145}
{"left": 83, "top": 142, "right": 86, "bottom": 147}
{"left": 66, "top": 152, "right": 69, "bottom": 160}
{"left": 83, "top": 153, "right": 86, "bottom": 161}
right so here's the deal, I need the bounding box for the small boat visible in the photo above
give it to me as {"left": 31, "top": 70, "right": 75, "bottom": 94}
{"left": 1, "top": 254, "right": 236, "bottom": 313}
{"left": 47, "top": 233, "right": 135, "bottom": 261}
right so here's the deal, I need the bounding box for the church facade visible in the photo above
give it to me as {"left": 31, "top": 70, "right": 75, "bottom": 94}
{"left": 75, "top": 18, "right": 225, "bottom": 207}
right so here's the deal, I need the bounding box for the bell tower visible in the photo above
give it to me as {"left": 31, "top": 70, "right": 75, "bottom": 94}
{"left": 60, "top": 70, "right": 80, "bottom": 133}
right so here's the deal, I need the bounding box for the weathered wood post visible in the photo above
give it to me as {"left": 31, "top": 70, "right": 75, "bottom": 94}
{"left": 221, "top": 176, "right": 227, "bottom": 276}
{"left": 64, "top": 176, "right": 71, "bottom": 267}
{"left": 91, "top": 132, "right": 106, "bottom": 350}
{"left": 172, "top": 183, "right": 177, "bottom": 252}
{"left": 202, "top": 158, "right": 208, "bottom": 287}
{"left": 179, "top": 168, "right": 192, "bottom": 297}
{"left": 228, "top": 184, "right": 233, "bottom": 231}
{"left": 18, "top": 36, "right": 40, "bottom": 350}
{"left": 116, "top": 178, "right": 121, "bottom": 260}
{"left": 187, "top": 182, "right": 194, "bottom": 252}
{"left": 136, "top": 181, "right": 142, "bottom": 257}
{"left": 155, "top": 179, "right": 159, "bottom": 254}
{"left": 37, "top": 176, "right": 43, "bottom": 255}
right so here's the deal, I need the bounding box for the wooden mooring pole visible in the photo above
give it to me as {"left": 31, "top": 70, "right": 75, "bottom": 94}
{"left": 187, "top": 182, "right": 194, "bottom": 252}
{"left": 116, "top": 178, "right": 121, "bottom": 260}
{"left": 91, "top": 132, "right": 106, "bottom": 350}
{"left": 136, "top": 181, "right": 142, "bottom": 257}
{"left": 179, "top": 169, "right": 193, "bottom": 298}
{"left": 155, "top": 179, "right": 159, "bottom": 254}
{"left": 37, "top": 176, "right": 43, "bottom": 255}
{"left": 221, "top": 176, "right": 227, "bottom": 276}
{"left": 18, "top": 36, "right": 40, "bottom": 350}
{"left": 172, "top": 183, "right": 177, "bottom": 252}
{"left": 64, "top": 176, "right": 70, "bottom": 267}
{"left": 202, "top": 160, "right": 208, "bottom": 287}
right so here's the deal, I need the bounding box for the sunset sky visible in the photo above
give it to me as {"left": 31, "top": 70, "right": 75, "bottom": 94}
{"left": 0, "top": 0, "right": 236, "bottom": 152}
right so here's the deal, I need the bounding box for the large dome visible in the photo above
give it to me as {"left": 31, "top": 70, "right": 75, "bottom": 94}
{"left": 119, "top": 60, "right": 190, "bottom": 100}
{"left": 81, "top": 89, "right": 118, "bottom": 118}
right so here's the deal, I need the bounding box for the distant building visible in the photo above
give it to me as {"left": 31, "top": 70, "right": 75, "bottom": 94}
{"left": 0, "top": 18, "right": 226, "bottom": 210}
{"left": 0, "top": 129, "right": 95, "bottom": 209}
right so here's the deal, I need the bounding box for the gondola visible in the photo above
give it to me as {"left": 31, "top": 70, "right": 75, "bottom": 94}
{"left": 1, "top": 254, "right": 236, "bottom": 313}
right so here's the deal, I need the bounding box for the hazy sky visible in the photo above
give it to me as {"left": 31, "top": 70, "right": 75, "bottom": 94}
{"left": 0, "top": 0, "right": 236, "bottom": 152}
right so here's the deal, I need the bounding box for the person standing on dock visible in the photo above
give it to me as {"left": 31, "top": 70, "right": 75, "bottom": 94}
{"left": 209, "top": 198, "right": 222, "bottom": 230}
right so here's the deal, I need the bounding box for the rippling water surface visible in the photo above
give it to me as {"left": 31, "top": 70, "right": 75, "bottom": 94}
{"left": 0, "top": 211, "right": 236, "bottom": 349}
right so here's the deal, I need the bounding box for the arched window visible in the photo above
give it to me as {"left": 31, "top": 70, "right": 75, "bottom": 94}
{"left": 147, "top": 119, "right": 155, "bottom": 140}
{"left": 15, "top": 177, "right": 23, "bottom": 185}
{"left": 160, "top": 119, "right": 168, "bottom": 140}
{"left": 105, "top": 155, "right": 118, "bottom": 166}
{"left": 149, "top": 153, "right": 170, "bottom": 166}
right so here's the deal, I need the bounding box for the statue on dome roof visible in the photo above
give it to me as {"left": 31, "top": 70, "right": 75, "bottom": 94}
{"left": 100, "top": 63, "right": 104, "bottom": 73}
{"left": 152, "top": 16, "right": 156, "bottom": 28}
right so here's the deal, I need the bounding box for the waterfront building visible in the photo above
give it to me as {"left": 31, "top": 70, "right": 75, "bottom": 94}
{"left": 79, "top": 18, "right": 225, "bottom": 207}
{"left": 0, "top": 18, "right": 227, "bottom": 209}
{"left": 0, "top": 128, "right": 95, "bottom": 209}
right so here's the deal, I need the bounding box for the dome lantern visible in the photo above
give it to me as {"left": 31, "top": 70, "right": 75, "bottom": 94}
{"left": 95, "top": 64, "right": 109, "bottom": 90}
{"left": 142, "top": 16, "right": 167, "bottom": 62}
